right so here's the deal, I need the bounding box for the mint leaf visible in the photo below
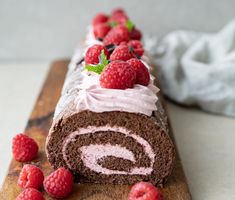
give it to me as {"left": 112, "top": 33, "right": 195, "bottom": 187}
{"left": 85, "top": 50, "right": 109, "bottom": 74}
{"left": 108, "top": 21, "right": 118, "bottom": 27}
{"left": 85, "top": 64, "right": 104, "bottom": 74}
{"left": 125, "top": 20, "right": 135, "bottom": 32}
{"left": 99, "top": 50, "right": 109, "bottom": 66}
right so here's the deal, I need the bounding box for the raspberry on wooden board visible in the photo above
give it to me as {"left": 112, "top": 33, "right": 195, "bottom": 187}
{"left": 12, "top": 133, "right": 38, "bottom": 162}
{"left": 43, "top": 167, "right": 74, "bottom": 198}
{"left": 128, "top": 182, "right": 164, "bottom": 200}
{"left": 18, "top": 164, "right": 44, "bottom": 189}
{"left": 16, "top": 188, "right": 44, "bottom": 200}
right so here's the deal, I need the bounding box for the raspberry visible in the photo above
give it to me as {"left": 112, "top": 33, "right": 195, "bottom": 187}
{"left": 12, "top": 134, "right": 38, "bottom": 162}
{"left": 127, "top": 58, "right": 150, "bottom": 86}
{"left": 111, "top": 8, "right": 126, "bottom": 16}
{"left": 18, "top": 164, "right": 44, "bottom": 189}
{"left": 109, "top": 12, "right": 128, "bottom": 24}
{"left": 93, "top": 23, "right": 111, "bottom": 39}
{"left": 92, "top": 13, "right": 109, "bottom": 26}
{"left": 103, "top": 25, "right": 129, "bottom": 46}
{"left": 16, "top": 188, "right": 44, "bottom": 200}
{"left": 110, "top": 44, "right": 134, "bottom": 61}
{"left": 128, "top": 40, "right": 144, "bottom": 57}
{"left": 128, "top": 182, "right": 164, "bottom": 200}
{"left": 85, "top": 44, "right": 109, "bottom": 65}
{"left": 110, "top": 40, "right": 144, "bottom": 61}
{"left": 110, "top": 8, "right": 128, "bottom": 25}
{"left": 100, "top": 61, "right": 136, "bottom": 89}
{"left": 43, "top": 167, "right": 74, "bottom": 198}
{"left": 130, "top": 28, "right": 142, "bottom": 40}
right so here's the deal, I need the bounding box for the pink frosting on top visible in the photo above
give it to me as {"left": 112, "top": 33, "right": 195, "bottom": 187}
{"left": 62, "top": 126, "right": 155, "bottom": 175}
{"left": 72, "top": 69, "right": 159, "bottom": 116}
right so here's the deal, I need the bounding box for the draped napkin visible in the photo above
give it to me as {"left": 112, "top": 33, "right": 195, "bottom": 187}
{"left": 145, "top": 20, "right": 235, "bottom": 117}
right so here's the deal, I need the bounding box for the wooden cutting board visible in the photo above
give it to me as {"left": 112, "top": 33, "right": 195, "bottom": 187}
{"left": 0, "top": 60, "right": 191, "bottom": 200}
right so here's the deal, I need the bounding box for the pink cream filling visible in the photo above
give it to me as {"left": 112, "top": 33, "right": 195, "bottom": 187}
{"left": 62, "top": 126, "right": 155, "bottom": 175}
{"left": 73, "top": 71, "right": 159, "bottom": 116}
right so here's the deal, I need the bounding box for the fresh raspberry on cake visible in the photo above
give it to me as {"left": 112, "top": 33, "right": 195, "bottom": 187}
{"left": 111, "top": 8, "right": 126, "bottom": 16}
{"left": 93, "top": 23, "right": 111, "bottom": 39}
{"left": 130, "top": 28, "right": 142, "bottom": 40}
{"left": 16, "top": 188, "right": 44, "bottom": 200}
{"left": 128, "top": 182, "right": 164, "bottom": 200}
{"left": 43, "top": 167, "right": 74, "bottom": 198}
{"left": 103, "top": 25, "right": 129, "bottom": 46}
{"left": 12, "top": 133, "right": 38, "bottom": 162}
{"left": 127, "top": 58, "right": 150, "bottom": 86}
{"left": 110, "top": 8, "right": 128, "bottom": 25}
{"left": 109, "top": 12, "right": 128, "bottom": 24}
{"left": 110, "top": 43, "right": 134, "bottom": 61}
{"left": 92, "top": 13, "right": 109, "bottom": 26}
{"left": 100, "top": 60, "right": 136, "bottom": 89}
{"left": 18, "top": 164, "right": 44, "bottom": 189}
{"left": 128, "top": 40, "right": 144, "bottom": 57}
{"left": 85, "top": 44, "right": 109, "bottom": 65}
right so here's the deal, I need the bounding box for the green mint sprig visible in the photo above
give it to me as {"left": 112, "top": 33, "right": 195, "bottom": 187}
{"left": 125, "top": 20, "right": 135, "bottom": 32}
{"left": 85, "top": 50, "right": 108, "bottom": 74}
{"left": 108, "top": 19, "right": 135, "bottom": 31}
{"left": 108, "top": 21, "right": 118, "bottom": 27}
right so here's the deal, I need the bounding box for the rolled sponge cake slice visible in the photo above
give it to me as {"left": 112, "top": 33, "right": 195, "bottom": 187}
{"left": 46, "top": 59, "right": 175, "bottom": 186}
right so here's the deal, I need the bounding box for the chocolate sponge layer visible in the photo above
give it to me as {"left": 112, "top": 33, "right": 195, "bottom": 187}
{"left": 46, "top": 108, "right": 175, "bottom": 185}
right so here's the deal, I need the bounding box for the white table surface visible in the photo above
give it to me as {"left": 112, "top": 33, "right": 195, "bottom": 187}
{"left": 0, "top": 62, "right": 235, "bottom": 200}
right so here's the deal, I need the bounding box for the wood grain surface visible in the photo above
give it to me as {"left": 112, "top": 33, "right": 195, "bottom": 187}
{"left": 0, "top": 60, "right": 191, "bottom": 200}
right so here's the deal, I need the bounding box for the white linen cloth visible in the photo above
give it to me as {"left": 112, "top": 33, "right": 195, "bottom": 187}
{"left": 145, "top": 20, "right": 235, "bottom": 117}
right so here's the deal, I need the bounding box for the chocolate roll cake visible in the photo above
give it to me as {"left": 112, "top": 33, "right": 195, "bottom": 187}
{"left": 46, "top": 8, "right": 175, "bottom": 186}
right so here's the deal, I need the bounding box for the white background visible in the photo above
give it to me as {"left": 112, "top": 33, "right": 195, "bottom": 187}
{"left": 1, "top": 0, "right": 235, "bottom": 61}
